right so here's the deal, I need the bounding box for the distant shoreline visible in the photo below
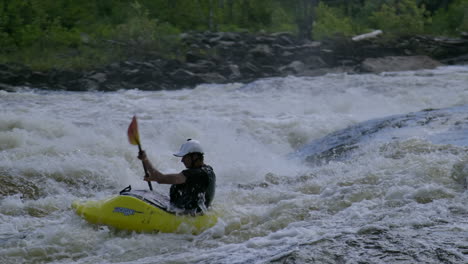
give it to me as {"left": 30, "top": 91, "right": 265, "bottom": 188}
{"left": 1, "top": 32, "right": 467, "bottom": 92}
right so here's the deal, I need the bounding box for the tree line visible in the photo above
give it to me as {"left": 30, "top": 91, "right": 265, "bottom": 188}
{"left": 1, "top": 0, "right": 467, "bottom": 69}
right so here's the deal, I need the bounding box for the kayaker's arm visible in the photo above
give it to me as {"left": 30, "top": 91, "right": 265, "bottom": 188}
{"left": 138, "top": 151, "right": 186, "bottom": 184}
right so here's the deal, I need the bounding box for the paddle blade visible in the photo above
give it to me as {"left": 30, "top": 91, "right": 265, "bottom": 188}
{"left": 127, "top": 116, "right": 140, "bottom": 146}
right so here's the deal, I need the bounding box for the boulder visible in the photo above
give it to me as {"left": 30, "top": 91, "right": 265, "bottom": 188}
{"left": 360, "top": 56, "right": 443, "bottom": 73}
{"left": 0, "top": 83, "right": 16, "bottom": 92}
{"left": 279, "top": 61, "right": 305, "bottom": 74}
{"left": 186, "top": 51, "right": 205, "bottom": 63}
{"left": 0, "top": 70, "right": 20, "bottom": 84}
{"left": 169, "top": 69, "right": 203, "bottom": 87}
{"left": 227, "top": 64, "right": 241, "bottom": 79}
{"left": 199, "top": 72, "right": 227, "bottom": 83}
{"left": 249, "top": 44, "right": 273, "bottom": 58}
{"left": 441, "top": 54, "right": 468, "bottom": 65}
{"left": 88, "top": 72, "right": 107, "bottom": 83}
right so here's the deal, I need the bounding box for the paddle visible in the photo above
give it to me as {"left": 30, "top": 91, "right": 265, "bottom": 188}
{"left": 127, "top": 115, "right": 153, "bottom": 191}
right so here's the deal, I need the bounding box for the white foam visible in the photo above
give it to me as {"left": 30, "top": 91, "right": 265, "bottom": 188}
{"left": 1, "top": 65, "right": 468, "bottom": 263}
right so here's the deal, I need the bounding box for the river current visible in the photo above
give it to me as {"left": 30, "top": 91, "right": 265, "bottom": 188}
{"left": 1, "top": 66, "right": 468, "bottom": 263}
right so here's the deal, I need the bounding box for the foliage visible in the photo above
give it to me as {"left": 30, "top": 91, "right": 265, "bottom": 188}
{"left": 369, "top": 0, "right": 430, "bottom": 36}
{"left": 266, "top": 1, "right": 296, "bottom": 33}
{"left": 0, "top": 0, "right": 465, "bottom": 70}
{"left": 313, "top": 2, "right": 359, "bottom": 40}
{"left": 429, "top": 0, "right": 468, "bottom": 35}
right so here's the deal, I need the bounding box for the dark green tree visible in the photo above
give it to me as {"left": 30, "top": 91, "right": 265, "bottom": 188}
{"left": 277, "top": 0, "right": 318, "bottom": 40}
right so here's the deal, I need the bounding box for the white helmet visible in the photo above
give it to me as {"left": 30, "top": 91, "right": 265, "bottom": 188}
{"left": 173, "top": 139, "right": 204, "bottom": 157}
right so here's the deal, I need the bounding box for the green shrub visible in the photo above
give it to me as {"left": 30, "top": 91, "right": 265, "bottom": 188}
{"left": 313, "top": 2, "right": 357, "bottom": 40}
{"left": 269, "top": 4, "right": 296, "bottom": 33}
{"left": 110, "top": 1, "right": 180, "bottom": 54}
{"left": 369, "top": 0, "right": 429, "bottom": 37}
{"left": 430, "top": 0, "right": 468, "bottom": 36}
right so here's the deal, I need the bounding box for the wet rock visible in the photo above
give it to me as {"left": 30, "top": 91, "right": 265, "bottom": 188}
{"left": 186, "top": 60, "right": 216, "bottom": 73}
{"left": 169, "top": 69, "right": 203, "bottom": 87}
{"left": 0, "top": 83, "right": 16, "bottom": 92}
{"left": 360, "top": 56, "right": 443, "bottom": 73}
{"left": 29, "top": 71, "right": 49, "bottom": 84}
{"left": 186, "top": 51, "right": 205, "bottom": 63}
{"left": 291, "top": 105, "right": 468, "bottom": 166}
{"left": 0, "top": 70, "right": 20, "bottom": 84}
{"left": 199, "top": 72, "right": 226, "bottom": 83}
{"left": 241, "top": 62, "right": 261, "bottom": 76}
{"left": 441, "top": 54, "right": 468, "bottom": 65}
{"left": 227, "top": 64, "right": 241, "bottom": 79}
{"left": 88, "top": 72, "right": 107, "bottom": 83}
{"left": 249, "top": 44, "right": 273, "bottom": 58}
{"left": 280, "top": 61, "right": 305, "bottom": 74}
{"left": 271, "top": 32, "right": 296, "bottom": 46}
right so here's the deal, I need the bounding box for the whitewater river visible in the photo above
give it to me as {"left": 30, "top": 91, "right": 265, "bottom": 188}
{"left": 1, "top": 66, "right": 468, "bottom": 263}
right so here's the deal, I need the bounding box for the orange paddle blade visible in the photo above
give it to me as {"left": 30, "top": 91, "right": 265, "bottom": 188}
{"left": 127, "top": 116, "right": 140, "bottom": 146}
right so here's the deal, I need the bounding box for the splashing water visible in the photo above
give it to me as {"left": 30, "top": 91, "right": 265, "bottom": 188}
{"left": 1, "top": 66, "right": 468, "bottom": 263}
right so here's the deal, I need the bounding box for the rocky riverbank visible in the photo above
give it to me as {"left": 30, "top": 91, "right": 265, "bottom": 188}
{"left": 1, "top": 31, "right": 468, "bottom": 91}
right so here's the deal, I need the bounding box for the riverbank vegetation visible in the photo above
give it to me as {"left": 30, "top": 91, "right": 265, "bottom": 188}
{"left": 1, "top": 0, "right": 467, "bottom": 70}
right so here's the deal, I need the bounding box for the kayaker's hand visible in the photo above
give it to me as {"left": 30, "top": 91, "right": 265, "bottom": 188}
{"left": 144, "top": 174, "right": 151, "bottom": 182}
{"left": 138, "top": 150, "right": 147, "bottom": 161}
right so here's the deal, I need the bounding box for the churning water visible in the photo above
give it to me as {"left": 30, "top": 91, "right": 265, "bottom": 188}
{"left": 1, "top": 66, "right": 468, "bottom": 263}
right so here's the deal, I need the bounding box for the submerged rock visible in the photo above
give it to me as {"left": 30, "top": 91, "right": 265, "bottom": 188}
{"left": 291, "top": 106, "right": 468, "bottom": 166}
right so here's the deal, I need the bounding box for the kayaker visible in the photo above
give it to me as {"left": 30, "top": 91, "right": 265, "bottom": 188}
{"left": 138, "top": 139, "right": 216, "bottom": 214}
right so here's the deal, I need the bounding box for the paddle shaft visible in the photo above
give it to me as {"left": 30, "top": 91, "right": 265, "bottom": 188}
{"left": 138, "top": 143, "right": 153, "bottom": 191}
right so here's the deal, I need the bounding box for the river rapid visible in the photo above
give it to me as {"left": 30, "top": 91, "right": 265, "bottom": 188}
{"left": 1, "top": 66, "right": 468, "bottom": 264}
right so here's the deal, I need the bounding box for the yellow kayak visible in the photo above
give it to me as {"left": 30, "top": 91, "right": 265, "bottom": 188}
{"left": 72, "top": 187, "right": 217, "bottom": 234}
